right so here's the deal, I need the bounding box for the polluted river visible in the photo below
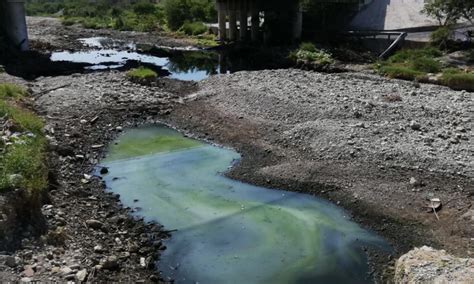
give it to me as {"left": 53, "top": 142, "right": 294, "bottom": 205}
{"left": 99, "top": 126, "right": 390, "bottom": 283}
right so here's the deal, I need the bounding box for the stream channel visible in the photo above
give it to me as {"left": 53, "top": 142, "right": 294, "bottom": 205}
{"left": 99, "top": 126, "right": 390, "bottom": 283}
{"left": 49, "top": 37, "right": 290, "bottom": 81}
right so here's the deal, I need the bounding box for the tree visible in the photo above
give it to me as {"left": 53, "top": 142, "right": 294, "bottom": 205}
{"left": 423, "top": 0, "right": 473, "bottom": 26}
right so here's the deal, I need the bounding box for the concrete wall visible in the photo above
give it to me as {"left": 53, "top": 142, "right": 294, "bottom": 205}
{"left": 349, "top": 0, "right": 438, "bottom": 30}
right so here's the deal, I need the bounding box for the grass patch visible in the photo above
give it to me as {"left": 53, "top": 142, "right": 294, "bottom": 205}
{"left": 127, "top": 67, "right": 158, "bottom": 81}
{"left": 179, "top": 21, "right": 207, "bottom": 36}
{"left": 378, "top": 65, "right": 426, "bottom": 80}
{"left": 376, "top": 48, "right": 443, "bottom": 80}
{"left": 0, "top": 84, "right": 47, "bottom": 193}
{"left": 440, "top": 69, "right": 474, "bottom": 91}
{"left": 290, "top": 42, "right": 334, "bottom": 65}
{"left": 0, "top": 83, "right": 26, "bottom": 99}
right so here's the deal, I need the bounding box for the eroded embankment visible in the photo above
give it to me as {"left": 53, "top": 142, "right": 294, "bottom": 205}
{"left": 0, "top": 72, "right": 195, "bottom": 282}
{"left": 164, "top": 69, "right": 473, "bottom": 272}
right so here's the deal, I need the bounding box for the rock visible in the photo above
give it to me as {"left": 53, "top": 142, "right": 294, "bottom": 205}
{"left": 409, "top": 177, "right": 423, "bottom": 187}
{"left": 60, "top": 266, "right": 73, "bottom": 275}
{"left": 100, "top": 167, "right": 109, "bottom": 175}
{"left": 86, "top": 219, "right": 103, "bottom": 230}
{"left": 409, "top": 121, "right": 421, "bottom": 131}
{"left": 102, "top": 256, "right": 120, "bottom": 270}
{"left": 395, "top": 246, "right": 474, "bottom": 283}
{"left": 94, "top": 245, "right": 104, "bottom": 253}
{"left": 20, "top": 277, "right": 32, "bottom": 283}
{"left": 4, "top": 255, "right": 18, "bottom": 267}
{"left": 76, "top": 269, "right": 87, "bottom": 282}
{"left": 22, "top": 265, "right": 35, "bottom": 277}
{"left": 116, "top": 126, "right": 123, "bottom": 132}
{"left": 460, "top": 209, "right": 474, "bottom": 222}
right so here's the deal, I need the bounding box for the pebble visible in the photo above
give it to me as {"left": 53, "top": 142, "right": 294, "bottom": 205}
{"left": 76, "top": 269, "right": 88, "bottom": 282}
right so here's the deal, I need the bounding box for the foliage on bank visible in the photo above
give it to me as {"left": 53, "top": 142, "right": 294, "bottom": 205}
{"left": 289, "top": 42, "right": 334, "bottom": 65}
{"left": 26, "top": 0, "right": 215, "bottom": 35}
{"left": 375, "top": 48, "right": 474, "bottom": 91}
{"left": 0, "top": 83, "right": 48, "bottom": 193}
{"left": 127, "top": 66, "right": 158, "bottom": 81}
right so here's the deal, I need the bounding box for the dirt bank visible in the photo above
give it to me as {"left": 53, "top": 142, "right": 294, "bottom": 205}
{"left": 0, "top": 71, "right": 197, "bottom": 282}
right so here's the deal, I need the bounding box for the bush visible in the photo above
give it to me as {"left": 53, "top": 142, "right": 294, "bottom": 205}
{"left": 430, "top": 27, "right": 452, "bottom": 49}
{"left": 411, "top": 57, "right": 442, "bottom": 73}
{"left": 0, "top": 83, "right": 26, "bottom": 99}
{"left": 290, "top": 43, "right": 334, "bottom": 65}
{"left": 163, "top": 0, "right": 216, "bottom": 31}
{"left": 127, "top": 67, "right": 158, "bottom": 81}
{"left": 440, "top": 71, "right": 474, "bottom": 91}
{"left": 133, "top": 2, "right": 156, "bottom": 15}
{"left": 299, "top": 42, "right": 317, "bottom": 53}
{"left": 379, "top": 65, "right": 426, "bottom": 80}
{"left": 180, "top": 21, "right": 207, "bottom": 36}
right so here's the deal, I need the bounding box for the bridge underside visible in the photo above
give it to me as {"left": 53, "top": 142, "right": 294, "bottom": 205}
{"left": 0, "top": 0, "right": 29, "bottom": 51}
{"left": 216, "top": 0, "right": 304, "bottom": 42}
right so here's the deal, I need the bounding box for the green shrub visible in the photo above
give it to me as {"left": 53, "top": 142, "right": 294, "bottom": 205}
{"left": 127, "top": 67, "right": 158, "bottom": 81}
{"left": 290, "top": 43, "right": 334, "bottom": 65}
{"left": 61, "top": 18, "right": 76, "bottom": 26}
{"left": 0, "top": 84, "right": 47, "bottom": 193}
{"left": 411, "top": 57, "right": 442, "bottom": 73}
{"left": 299, "top": 42, "right": 317, "bottom": 53}
{"left": 163, "top": 0, "right": 216, "bottom": 31}
{"left": 379, "top": 65, "right": 426, "bottom": 80}
{"left": 388, "top": 48, "right": 442, "bottom": 64}
{"left": 440, "top": 71, "right": 474, "bottom": 91}
{"left": 430, "top": 27, "right": 451, "bottom": 49}
{"left": 0, "top": 136, "right": 48, "bottom": 192}
{"left": 0, "top": 83, "right": 26, "bottom": 99}
{"left": 180, "top": 21, "right": 207, "bottom": 36}
{"left": 133, "top": 2, "right": 157, "bottom": 15}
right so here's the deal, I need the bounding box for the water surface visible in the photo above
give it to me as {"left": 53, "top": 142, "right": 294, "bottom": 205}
{"left": 101, "top": 126, "right": 389, "bottom": 283}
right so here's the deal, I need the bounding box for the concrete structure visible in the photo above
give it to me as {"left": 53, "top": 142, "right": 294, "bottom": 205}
{"left": 0, "top": 0, "right": 29, "bottom": 50}
{"left": 216, "top": 0, "right": 304, "bottom": 42}
{"left": 350, "top": 0, "right": 438, "bottom": 30}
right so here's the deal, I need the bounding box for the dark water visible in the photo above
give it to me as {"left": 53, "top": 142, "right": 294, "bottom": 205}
{"left": 100, "top": 126, "right": 390, "bottom": 283}
{"left": 49, "top": 37, "right": 291, "bottom": 81}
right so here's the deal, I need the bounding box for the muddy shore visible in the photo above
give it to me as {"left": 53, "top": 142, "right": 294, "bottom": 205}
{"left": 1, "top": 16, "right": 473, "bottom": 282}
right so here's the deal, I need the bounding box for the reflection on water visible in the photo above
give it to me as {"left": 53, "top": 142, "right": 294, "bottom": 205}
{"left": 100, "top": 126, "right": 390, "bottom": 283}
{"left": 50, "top": 37, "right": 291, "bottom": 81}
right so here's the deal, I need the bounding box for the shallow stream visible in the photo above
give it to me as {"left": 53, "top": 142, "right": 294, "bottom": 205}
{"left": 100, "top": 126, "right": 389, "bottom": 283}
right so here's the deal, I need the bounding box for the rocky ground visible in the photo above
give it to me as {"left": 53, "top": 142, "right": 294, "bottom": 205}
{"left": 0, "top": 72, "right": 196, "bottom": 282}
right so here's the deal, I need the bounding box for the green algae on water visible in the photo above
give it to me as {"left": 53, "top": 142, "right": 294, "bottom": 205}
{"left": 101, "top": 126, "right": 390, "bottom": 283}
{"left": 105, "top": 126, "right": 202, "bottom": 161}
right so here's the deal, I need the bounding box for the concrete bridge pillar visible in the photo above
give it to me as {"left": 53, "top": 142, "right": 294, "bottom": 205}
{"left": 217, "top": 0, "right": 227, "bottom": 41}
{"left": 239, "top": 0, "right": 248, "bottom": 41}
{"left": 1, "top": 0, "right": 29, "bottom": 50}
{"left": 292, "top": 2, "right": 303, "bottom": 41}
{"left": 250, "top": 1, "right": 259, "bottom": 42}
{"left": 228, "top": 0, "right": 238, "bottom": 41}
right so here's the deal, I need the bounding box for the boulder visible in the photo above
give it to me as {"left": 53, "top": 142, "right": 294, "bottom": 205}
{"left": 395, "top": 246, "right": 474, "bottom": 283}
